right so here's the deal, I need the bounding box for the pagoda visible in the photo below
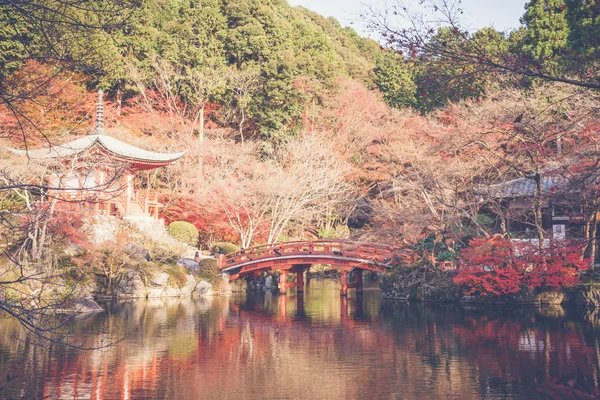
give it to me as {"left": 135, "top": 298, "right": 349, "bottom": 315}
{"left": 10, "top": 90, "right": 185, "bottom": 220}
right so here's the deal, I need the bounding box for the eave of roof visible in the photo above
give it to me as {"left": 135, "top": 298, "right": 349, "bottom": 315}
{"left": 8, "top": 134, "right": 185, "bottom": 164}
{"left": 485, "top": 176, "right": 568, "bottom": 199}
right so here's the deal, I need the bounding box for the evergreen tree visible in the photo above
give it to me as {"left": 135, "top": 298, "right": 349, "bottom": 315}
{"left": 521, "top": 0, "right": 570, "bottom": 73}
{"left": 374, "top": 51, "right": 417, "bottom": 109}
{"left": 565, "top": 0, "right": 600, "bottom": 70}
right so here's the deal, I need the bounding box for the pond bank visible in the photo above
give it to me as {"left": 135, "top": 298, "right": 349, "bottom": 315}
{"left": 379, "top": 270, "right": 600, "bottom": 308}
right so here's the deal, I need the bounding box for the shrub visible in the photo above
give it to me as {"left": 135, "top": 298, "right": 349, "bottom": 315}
{"left": 211, "top": 242, "right": 240, "bottom": 255}
{"left": 166, "top": 265, "right": 189, "bottom": 288}
{"left": 317, "top": 225, "right": 350, "bottom": 239}
{"left": 197, "top": 259, "right": 220, "bottom": 283}
{"left": 335, "top": 224, "right": 350, "bottom": 239}
{"left": 168, "top": 221, "right": 199, "bottom": 246}
{"left": 437, "top": 250, "right": 457, "bottom": 262}
{"left": 318, "top": 228, "right": 336, "bottom": 239}
{"left": 151, "top": 245, "right": 180, "bottom": 265}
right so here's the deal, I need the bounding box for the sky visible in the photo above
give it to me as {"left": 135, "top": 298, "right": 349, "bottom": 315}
{"left": 287, "top": 0, "right": 528, "bottom": 37}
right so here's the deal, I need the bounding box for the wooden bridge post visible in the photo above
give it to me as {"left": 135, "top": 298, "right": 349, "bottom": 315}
{"left": 292, "top": 264, "right": 310, "bottom": 292}
{"left": 355, "top": 269, "right": 363, "bottom": 293}
{"left": 340, "top": 269, "right": 348, "bottom": 296}
{"left": 296, "top": 270, "right": 304, "bottom": 292}
{"left": 217, "top": 254, "right": 225, "bottom": 269}
{"left": 279, "top": 270, "right": 288, "bottom": 294}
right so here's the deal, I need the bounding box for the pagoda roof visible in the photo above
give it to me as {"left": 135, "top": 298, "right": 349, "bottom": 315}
{"left": 9, "top": 134, "right": 185, "bottom": 164}
{"left": 9, "top": 90, "right": 185, "bottom": 168}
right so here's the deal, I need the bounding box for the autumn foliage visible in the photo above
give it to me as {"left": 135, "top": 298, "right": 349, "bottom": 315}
{"left": 160, "top": 194, "right": 240, "bottom": 246}
{"left": 47, "top": 210, "right": 91, "bottom": 249}
{"left": 1, "top": 61, "right": 88, "bottom": 144}
{"left": 454, "top": 236, "right": 589, "bottom": 296}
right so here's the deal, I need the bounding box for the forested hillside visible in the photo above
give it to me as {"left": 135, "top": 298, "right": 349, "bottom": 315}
{"left": 87, "top": 0, "right": 382, "bottom": 139}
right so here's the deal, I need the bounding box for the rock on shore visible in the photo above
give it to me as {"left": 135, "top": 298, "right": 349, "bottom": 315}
{"left": 105, "top": 268, "right": 218, "bottom": 299}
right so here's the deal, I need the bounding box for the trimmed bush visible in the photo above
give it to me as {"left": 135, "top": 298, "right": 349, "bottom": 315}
{"left": 197, "top": 259, "right": 220, "bottom": 283}
{"left": 211, "top": 242, "right": 240, "bottom": 255}
{"left": 168, "top": 221, "right": 199, "bottom": 246}
{"left": 317, "top": 228, "right": 336, "bottom": 239}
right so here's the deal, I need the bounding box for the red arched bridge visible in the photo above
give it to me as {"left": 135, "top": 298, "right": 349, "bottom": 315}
{"left": 217, "top": 240, "right": 411, "bottom": 296}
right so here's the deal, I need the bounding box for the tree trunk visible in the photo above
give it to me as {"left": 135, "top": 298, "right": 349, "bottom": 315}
{"left": 533, "top": 173, "right": 545, "bottom": 251}
{"left": 33, "top": 200, "right": 57, "bottom": 262}
{"left": 116, "top": 81, "right": 123, "bottom": 117}
{"left": 583, "top": 210, "right": 592, "bottom": 258}
{"left": 590, "top": 213, "right": 598, "bottom": 270}
{"left": 500, "top": 213, "right": 507, "bottom": 235}
{"left": 199, "top": 102, "right": 205, "bottom": 143}
{"left": 238, "top": 107, "right": 245, "bottom": 145}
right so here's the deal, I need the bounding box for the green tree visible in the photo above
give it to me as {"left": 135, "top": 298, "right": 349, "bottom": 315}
{"left": 522, "top": 0, "right": 570, "bottom": 74}
{"left": 374, "top": 51, "right": 417, "bottom": 109}
{"left": 412, "top": 27, "right": 508, "bottom": 111}
{"left": 564, "top": 0, "right": 600, "bottom": 75}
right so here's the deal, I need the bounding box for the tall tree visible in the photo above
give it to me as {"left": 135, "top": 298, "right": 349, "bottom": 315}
{"left": 374, "top": 51, "right": 417, "bottom": 109}
{"left": 521, "top": 0, "right": 570, "bottom": 74}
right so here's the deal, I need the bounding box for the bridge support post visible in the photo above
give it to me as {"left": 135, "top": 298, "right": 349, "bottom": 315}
{"left": 279, "top": 270, "right": 287, "bottom": 294}
{"left": 340, "top": 269, "right": 348, "bottom": 296}
{"left": 296, "top": 270, "right": 304, "bottom": 292}
{"left": 355, "top": 269, "right": 363, "bottom": 293}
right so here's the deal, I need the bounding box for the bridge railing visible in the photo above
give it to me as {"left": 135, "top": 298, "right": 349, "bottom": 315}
{"left": 218, "top": 240, "right": 397, "bottom": 269}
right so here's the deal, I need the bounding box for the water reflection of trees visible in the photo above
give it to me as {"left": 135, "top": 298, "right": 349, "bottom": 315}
{"left": 379, "top": 302, "right": 600, "bottom": 398}
{"left": 1, "top": 291, "right": 600, "bottom": 399}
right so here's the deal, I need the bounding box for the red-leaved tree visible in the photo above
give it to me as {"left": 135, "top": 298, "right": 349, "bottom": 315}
{"left": 455, "top": 236, "right": 589, "bottom": 296}
{"left": 454, "top": 236, "right": 522, "bottom": 296}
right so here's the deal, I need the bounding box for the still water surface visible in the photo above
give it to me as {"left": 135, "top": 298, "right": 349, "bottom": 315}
{"left": 1, "top": 280, "right": 600, "bottom": 399}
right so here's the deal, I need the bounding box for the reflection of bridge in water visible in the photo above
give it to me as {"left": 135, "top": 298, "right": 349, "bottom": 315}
{"left": 237, "top": 292, "right": 371, "bottom": 329}
{"left": 218, "top": 240, "right": 412, "bottom": 295}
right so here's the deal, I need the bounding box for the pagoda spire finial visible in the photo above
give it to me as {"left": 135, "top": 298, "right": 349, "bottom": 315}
{"left": 90, "top": 89, "right": 107, "bottom": 135}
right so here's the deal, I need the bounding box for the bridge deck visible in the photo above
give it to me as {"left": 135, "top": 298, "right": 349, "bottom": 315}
{"left": 217, "top": 240, "right": 414, "bottom": 295}
{"left": 218, "top": 240, "right": 410, "bottom": 273}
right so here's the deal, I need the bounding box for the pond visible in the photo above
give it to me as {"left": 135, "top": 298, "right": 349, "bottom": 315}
{"left": 1, "top": 279, "right": 599, "bottom": 399}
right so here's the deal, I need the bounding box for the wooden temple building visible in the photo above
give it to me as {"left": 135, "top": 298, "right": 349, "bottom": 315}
{"left": 484, "top": 173, "right": 600, "bottom": 260}
{"left": 486, "top": 175, "right": 583, "bottom": 242}
{"left": 9, "top": 90, "right": 185, "bottom": 220}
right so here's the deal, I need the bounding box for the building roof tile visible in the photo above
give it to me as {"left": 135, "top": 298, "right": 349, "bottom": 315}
{"left": 487, "top": 176, "right": 568, "bottom": 198}
{"left": 9, "top": 134, "right": 185, "bottom": 163}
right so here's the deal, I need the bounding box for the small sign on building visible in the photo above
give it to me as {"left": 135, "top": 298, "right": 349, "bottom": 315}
{"left": 553, "top": 224, "right": 566, "bottom": 240}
